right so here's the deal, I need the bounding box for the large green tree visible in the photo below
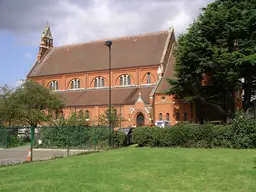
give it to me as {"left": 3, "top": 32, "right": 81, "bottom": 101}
{"left": 167, "top": 0, "right": 256, "bottom": 117}
{"left": 0, "top": 80, "right": 64, "bottom": 127}
{"left": 0, "top": 85, "right": 16, "bottom": 125}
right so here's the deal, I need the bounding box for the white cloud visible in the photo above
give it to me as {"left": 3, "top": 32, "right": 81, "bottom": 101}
{"left": 15, "top": 79, "right": 24, "bottom": 87}
{"left": 0, "top": 0, "right": 215, "bottom": 46}
{"left": 163, "top": 11, "right": 190, "bottom": 35}
{"left": 52, "top": 0, "right": 142, "bottom": 45}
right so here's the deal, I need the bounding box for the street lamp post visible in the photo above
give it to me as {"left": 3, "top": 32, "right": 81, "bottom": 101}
{"left": 104, "top": 40, "right": 112, "bottom": 147}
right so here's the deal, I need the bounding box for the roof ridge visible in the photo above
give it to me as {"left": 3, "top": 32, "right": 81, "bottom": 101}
{"left": 55, "top": 30, "right": 169, "bottom": 49}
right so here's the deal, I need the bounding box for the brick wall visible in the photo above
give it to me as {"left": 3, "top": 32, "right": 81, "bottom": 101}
{"left": 154, "top": 94, "right": 196, "bottom": 125}
{"left": 30, "top": 66, "right": 159, "bottom": 90}
{"left": 30, "top": 66, "right": 158, "bottom": 128}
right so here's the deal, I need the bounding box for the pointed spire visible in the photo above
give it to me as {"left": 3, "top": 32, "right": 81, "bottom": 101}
{"left": 42, "top": 23, "right": 53, "bottom": 39}
{"left": 37, "top": 23, "right": 54, "bottom": 61}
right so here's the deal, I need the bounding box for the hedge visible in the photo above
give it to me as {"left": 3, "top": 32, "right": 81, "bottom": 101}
{"left": 0, "top": 127, "right": 30, "bottom": 148}
{"left": 133, "top": 112, "right": 256, "bottom": 149}
{"left": 35, "top": 126, "right": 127, "bottom": 149}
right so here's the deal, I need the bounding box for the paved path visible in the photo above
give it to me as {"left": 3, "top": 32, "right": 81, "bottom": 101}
{"left": 0, "top": 145, "right": 92, "bottom": 166}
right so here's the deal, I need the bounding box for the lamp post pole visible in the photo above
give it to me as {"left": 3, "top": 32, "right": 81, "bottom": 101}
{"left": 104, "top": 40, "right": 112, "bottom": 147}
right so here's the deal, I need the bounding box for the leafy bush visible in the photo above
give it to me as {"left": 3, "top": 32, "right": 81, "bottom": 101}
{"left": 133, "top": 112, "right": 256, "bottom": 149}
{"left": 36, "top": 126, "right": 110, "bottom": 149}
{"left": 231, "top": 111, "right": 256, "bottom": 149}
{"left": 0, "top": 128, "right": 6, "bottom": 147}
{"left": 7, "top": 135, "right": 23, "bottom": 148}
{"left": 133, "top": 126, "right": 162, "bottom": 147}
{"left": 0, "top": 127, "right": 30, "bottom": 148}
{"left": 212, "top": 125, "right": 233, "bottom": 148}
{"left": 113, "top": 131, "right": 127, "bottom": 147}
{"left": 133, "top": 124, "right": 217, "bottom": 148}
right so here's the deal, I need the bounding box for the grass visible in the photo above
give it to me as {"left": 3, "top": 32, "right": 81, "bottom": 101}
{"left": 0, "top": 147, "right": 255, "bottom": 192}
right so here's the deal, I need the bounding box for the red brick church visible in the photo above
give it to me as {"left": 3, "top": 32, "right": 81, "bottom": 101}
{"left": 27, "top": 25, "right": 242, "bottom": 127}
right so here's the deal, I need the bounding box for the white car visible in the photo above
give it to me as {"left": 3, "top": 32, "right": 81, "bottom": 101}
{"left": 155, "top": 120, "right": 170, "bottom": 128}
{"left": 18, "top": 127, "right": 39, "bottom": 136}
{"left": 18, "top": 127, "right": 30, "bottom": 136}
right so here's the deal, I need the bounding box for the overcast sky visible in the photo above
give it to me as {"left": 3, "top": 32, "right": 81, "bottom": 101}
{"left": 0, "top": 0, "right": 214, "bottom": 46}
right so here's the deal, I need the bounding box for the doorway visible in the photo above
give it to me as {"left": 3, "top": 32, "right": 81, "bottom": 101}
{"left": 136, "top": 113, "right": 145, "bottom": 127}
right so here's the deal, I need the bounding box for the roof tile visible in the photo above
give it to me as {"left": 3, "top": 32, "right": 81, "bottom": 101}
{"left": 55, "top": 86, "right": 154, "bottom": 107}
{"left": 28, "top": 30, "right": 169, "bottom": 77}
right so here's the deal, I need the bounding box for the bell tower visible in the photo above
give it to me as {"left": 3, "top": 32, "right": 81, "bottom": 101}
{"left": 37, "top": 23, "right": 53, "bottom": 61}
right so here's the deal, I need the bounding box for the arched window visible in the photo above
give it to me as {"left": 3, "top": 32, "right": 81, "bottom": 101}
{"left": 58, "top": 110, "right": 64, "bottom": 119}
{"left": 166, "top": 113, "right": 170, "bottom": 121}
{"left": 94, "top": 78, "right": 98, "bottom": 88}
{"left": 175, "top": 112, "right": 180, "bottom": 121}
{"left": 49, "top": 80, "right": 58, "bottom": 91}
{"left": 159, "top": 113, "right": 162, "bottom": 120}
{"left": 78, "top": 110, "right": 83, "bottom": 117}
{"left": 71, "top": 79, "right": 81, "bottom": 89}
{"left": 184, "top": 112, "right": 188, "bottom": 121}
{"left": 120, "top": 76, "right": 123, "bottom": 85}
{"left": 146, "top": 72, "right": 151, "bottom": 84}
{"left": 127, "top": 75, "right": 131, "bottom": 85}
{"left": 94, "top": 77, "right": 105, "bottom": 88}
{"left": 120, "top": 75, "right": 131, "bottom": 86}
{"left": 85, "top": 110, "right": 90, "bottom": 119}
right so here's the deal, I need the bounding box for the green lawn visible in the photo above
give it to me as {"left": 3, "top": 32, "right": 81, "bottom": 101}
{"left": 0, "top": 147, "right": 255, "bottom": 192}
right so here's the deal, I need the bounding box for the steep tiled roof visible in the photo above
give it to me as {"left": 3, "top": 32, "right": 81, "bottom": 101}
{"left": 55, "top": 86, "right": 154, "bottom": 107}
{"left": 155, "top": 42, "right": 176, "bottom": 94}
{"left": 28, "top": 30, "right": 169, "bottom": 77}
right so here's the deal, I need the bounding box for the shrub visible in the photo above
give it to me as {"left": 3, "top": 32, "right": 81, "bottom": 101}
{"left": 212, "top": 125, "right": 233, "bottom": 148}
{"left": 0, "top": 128, "right": 30, "bottom": 148}
{"left": 7, "top": 135, "right": 22, "bottom": 147}
{"left": 163, "top": 123, "right": 217, "bottom": 148}
{"left": 133, "top": 126, "right": 161, "bottom": 147}
{"left": 113, "top": 131, "right": 127, "bottom": 147}
{"left": 132, "top": 114, "right": 256, "bottom": 149}
{"left": 36, "top": 126, "right": 110, "bottom": 149}
{"left": 231, "top": 111, "right": 256, "bottom": 149}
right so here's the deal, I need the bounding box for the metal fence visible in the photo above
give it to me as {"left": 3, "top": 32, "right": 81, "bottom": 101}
{"left": 0, "top": 126, "right": 114, "bottom": 164}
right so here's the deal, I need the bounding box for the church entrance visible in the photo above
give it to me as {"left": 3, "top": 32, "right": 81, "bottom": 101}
{"left": 136, "top": 113, "right": 145, "bottom": 127}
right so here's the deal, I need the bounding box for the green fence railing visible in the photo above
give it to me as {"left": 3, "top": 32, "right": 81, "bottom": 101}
{"left": 0, "top": 125, "right": 128, "bottom": 162}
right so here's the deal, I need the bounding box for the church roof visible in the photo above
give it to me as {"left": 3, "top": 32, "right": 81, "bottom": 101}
{"left": 27, "top": 30, "right": 169, "bottom": 77}
{"left": 155, "top": 42, "right": 176, "bottom": 94}
{"left": 55, "top": 86, "right": 154, "bottom": 106}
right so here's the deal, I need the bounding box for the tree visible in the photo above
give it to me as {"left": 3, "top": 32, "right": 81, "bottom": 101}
{"left": 0, "top": 80, "right": 64, "bottom": 127}
{"left": 0, "top": 85, "right": 19, "bottom": 125}
{"left": 52, "top": 110, "right": 90, "bottom": 127}
{"left": 97, "top": 107, "right": 123, "bottom": 128}
{"left": 167, "top": 0, "right": 256, "bottom": 119}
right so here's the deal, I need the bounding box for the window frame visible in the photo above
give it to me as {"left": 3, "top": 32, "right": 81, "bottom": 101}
{"left": 94, "top": 77, "right": 105, "bottom": 88}
{"left": 159, "top": 113, "right": 163, "bottom": 121}
{"left": 85, "top": 110, "right": 90, "bottom": 119}
{"left": 120, "top": 74, "right": 132, "bottom": 86}
{"left": 146, "top": 72, "right": 151, "bottom": 84}
{"left": 49, "top": 80, "right": 58, "bottom": 91}
{"left": 175, "top": 112, "right": 180, "bottom": 121}
{"left": 71, "top": 78, "right": 81, "bottom": 89}
{"left": 183, "top": 112, "right": 188, "bottom": 121}
{"left": 166, "top": 113, "right": 170, "bottom": 121}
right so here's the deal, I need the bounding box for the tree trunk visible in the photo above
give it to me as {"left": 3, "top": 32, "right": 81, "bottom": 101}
{"left": 243, "top": 75, "right": 253, "bottom": 111}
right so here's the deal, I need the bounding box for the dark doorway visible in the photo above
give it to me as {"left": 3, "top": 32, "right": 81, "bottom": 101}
{"left": 136, "top": 113, "right": 145, "bottom": 127}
